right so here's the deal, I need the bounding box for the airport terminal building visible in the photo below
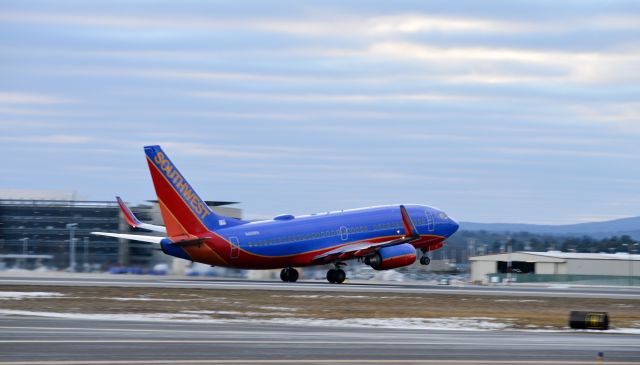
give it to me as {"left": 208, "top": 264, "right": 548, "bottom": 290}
{"left": 470, "top": 251, "right": 640, "bottom": 285}
{"left": 0, "top": 192, "right": 242, "bottom": 271}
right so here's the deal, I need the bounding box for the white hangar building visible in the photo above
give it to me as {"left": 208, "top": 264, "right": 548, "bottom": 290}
{"left": 469, "top": 251, "right": 640, "bottom": 284}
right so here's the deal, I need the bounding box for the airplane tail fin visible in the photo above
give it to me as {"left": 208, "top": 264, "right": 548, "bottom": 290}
{"left": 144, "top": 145, "right": 241, "bottom": 237}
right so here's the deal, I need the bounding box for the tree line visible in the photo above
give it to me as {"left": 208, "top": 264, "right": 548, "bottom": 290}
{"left": 441, "top": 230, "right": 638, "bottom": 264}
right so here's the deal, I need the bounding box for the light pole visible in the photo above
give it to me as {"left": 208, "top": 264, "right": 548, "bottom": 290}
{"left": 21, "top": 237, "right": 28, "bottom": 255}
{"left": 506, "top": 237, "right": 513, "bottom": 284}
{"left": 83, "top": 237, "right": 89, "bottom": 271}
{"left": 66, "top": 223, "right": 78, "bottom": 272}
{"left": 19, "top": 237, "right": 29, "bottom": 268}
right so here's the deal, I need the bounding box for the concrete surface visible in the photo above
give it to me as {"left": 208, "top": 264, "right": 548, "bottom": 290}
{"left": 1, "top": 272, "right": 640, "bottom": 299}
{"left": 0, "top": 315, "right": 639, "bottom": 364}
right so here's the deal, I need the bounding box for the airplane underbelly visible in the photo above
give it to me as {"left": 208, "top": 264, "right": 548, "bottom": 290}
{"left": 412, "top": 235, "right": 445, "bottom": 250}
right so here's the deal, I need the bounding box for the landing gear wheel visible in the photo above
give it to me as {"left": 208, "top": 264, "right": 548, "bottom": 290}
{"left": 289, "top": 268, "right": 299, "bottom": 282}
{"left": 280, "top": 267, "right": 299, "bottom": 282}
{"left": 326, "top": 269, "right": 337, "bottom": 283}
{"left": 326, "top": 268, "right": 346, "bottom": 284}
{"left": 420, "top": 256, "right": 431, "bottom": 266}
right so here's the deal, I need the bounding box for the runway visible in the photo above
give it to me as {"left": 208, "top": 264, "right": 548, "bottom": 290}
{"left": 1, "top": 315, "right": 639, "bottom": 365}
{"left": 1, "top": 272, "right": 640, "bottom": 299}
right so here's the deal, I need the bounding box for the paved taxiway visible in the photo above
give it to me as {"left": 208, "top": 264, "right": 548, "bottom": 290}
{"left": 1, "top": 315, "right": 639, "bottom": 365}
{"left": 1, "top": 272, "right": 640, "bottom": 299}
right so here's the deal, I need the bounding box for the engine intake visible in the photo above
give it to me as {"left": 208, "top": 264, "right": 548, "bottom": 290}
{"left": 365, "top": 243, "right": 417, "bottom": 270}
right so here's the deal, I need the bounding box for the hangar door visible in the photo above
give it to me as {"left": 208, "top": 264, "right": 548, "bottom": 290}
{"left": 497, "top": 261, "right": 535, "bottom": 274}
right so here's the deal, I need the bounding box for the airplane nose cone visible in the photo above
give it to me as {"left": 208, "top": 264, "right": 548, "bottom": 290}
{"left": 443, "top": 214, "right": 459, "bottom": 237}
{"left": 450, "top": 218, "right": 459, "bottom": 236}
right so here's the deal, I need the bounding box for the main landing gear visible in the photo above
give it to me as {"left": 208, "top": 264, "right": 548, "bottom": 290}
{"left": 326, "top": 263, "right": 346, "bottom": 284}
{"left": 280, "top": 267, "right": 299, "bottom": 282}
{"left": 420, "top": 254, "right": 431, "bottom": 266}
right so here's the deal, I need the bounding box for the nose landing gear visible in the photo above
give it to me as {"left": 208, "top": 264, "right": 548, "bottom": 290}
{"left": 280, "top": 267, "right": 299, "bottom": 282}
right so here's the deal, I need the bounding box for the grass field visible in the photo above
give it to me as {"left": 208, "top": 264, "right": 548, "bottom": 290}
{"left": 1, "top": 285, "right": 639, "bottom": 329}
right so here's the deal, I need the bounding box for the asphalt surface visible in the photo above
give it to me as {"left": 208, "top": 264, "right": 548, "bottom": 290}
{"left": 1, "top": 272, "right": 640, "bottom": 299}
{"left": 1, "top": 315, "right": 639, "bottom": 365}
{"left": 1, "top": 273, "right": 640, "bottom": 364}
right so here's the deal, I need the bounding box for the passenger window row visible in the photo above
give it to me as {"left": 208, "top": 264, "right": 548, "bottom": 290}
{"left": 247, "top": 225, "right": 368, "bottom": 247}
{"left": 373, "top": 221, "right": 402, "bottom": 230}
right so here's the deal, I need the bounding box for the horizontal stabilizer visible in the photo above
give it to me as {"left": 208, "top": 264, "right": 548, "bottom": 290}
{"left": 91, "top": 232, "right": 164, "bottom": 244}
{"left": 171, "top": 237, "right": 207, "bottom": 247}
{"left": 117, "top": 196, "right": 167, "bottom": 233}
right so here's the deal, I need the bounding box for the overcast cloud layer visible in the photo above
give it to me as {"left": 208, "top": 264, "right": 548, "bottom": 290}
{"left": 1, "top": 0, "right": 639, "bottom": 224}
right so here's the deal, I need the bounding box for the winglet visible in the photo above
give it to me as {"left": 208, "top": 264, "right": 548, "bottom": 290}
{"left": 400, "top": 205, "right": 420, "bottom": 239}
{"left": 116, "top": 196, "right": 142, "bottom": 228}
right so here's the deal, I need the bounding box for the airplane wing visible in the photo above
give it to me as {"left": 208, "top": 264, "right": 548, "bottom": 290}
{"left": 117, "top": 196, "right": 167, "bottom": 233}
{"left": 313, "top": 237, "right": 410, "bottom": 262}
{"left": 313, "top": 205, "right": 420, "bottom": 263}
{"left": 91, "top": 232, "right": 165, "bottom": 244}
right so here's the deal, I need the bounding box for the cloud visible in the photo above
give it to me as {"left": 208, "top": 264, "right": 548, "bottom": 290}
{"left": 0, "top": 134, "right": 93, "bottom": 144}
{"left": 156, "top": 141, "right": 338, "bottom": 160}
{"left": 1, "top": 3, "right": 639, "bottom": 223}
{"left": 0, "top": 92, "right": 76, "bottom": 104}
{"left": 4, "top": 10, "right": 640, "bottom": 37}
{"left": 367, "top": 42, "right": 640, "bottom": 85}
{"left": 256, "top": 14, "right": 530, "bottom": 36}
{"left": 569, "top": 103, "right": 640, "bottom": 134}
{"left": 0, "top": 107, "right": 80, "bottom": 117}
{"left": 573, "top": 214, "right": 636, "bottom": 223}
{"left": 64, "top": 67, "right": 325, "bottom": 83}
{"left": 445, "top": 73, "right": 558, "bottom": 84}
{"left": 481, "top": 146, "right": 640, "bottom": 160}
{"left": 589, "top": 15, "right": 640, "bottom": 31}
{"left": 189, "top": 91, "right": 478, "bottom": 103}
{"left": 368, "top": 42, "right": 570, "bottom": 64}
{"left": 367, "top": 14, "right": 529, "bottom": 33}
{"left": 0, "top": 12, "right": 531, "bottom": 35}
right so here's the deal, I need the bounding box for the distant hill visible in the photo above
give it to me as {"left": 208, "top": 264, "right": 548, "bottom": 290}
{"left": 460, "top": 216, "right": 640, "bottom": 239}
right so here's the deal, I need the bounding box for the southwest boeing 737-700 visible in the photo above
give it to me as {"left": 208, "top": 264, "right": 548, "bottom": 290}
{"left": 93, "top": 145, "right": 459, "bottom": 283}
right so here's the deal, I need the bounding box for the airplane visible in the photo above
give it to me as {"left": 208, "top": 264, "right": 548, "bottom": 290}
{"left": 92, "top": 145, "right": 459, "bottom": 283}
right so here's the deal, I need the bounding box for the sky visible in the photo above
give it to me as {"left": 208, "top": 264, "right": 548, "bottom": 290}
{"left": 1, "top": 0, "right": 639, "bottom": 224}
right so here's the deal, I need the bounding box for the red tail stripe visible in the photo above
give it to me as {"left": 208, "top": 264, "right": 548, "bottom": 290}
{"left": 147, "top": 157, "right": 209, "bottom": 236}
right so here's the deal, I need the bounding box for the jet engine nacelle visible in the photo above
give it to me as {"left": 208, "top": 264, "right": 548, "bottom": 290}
{"left": 364, "top": 243, "right": 417, "bottom": 270}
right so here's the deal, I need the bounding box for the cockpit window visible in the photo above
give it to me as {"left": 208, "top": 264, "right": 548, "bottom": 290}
{"left": 439, "top": 212, "right": 449, "bottom": 220}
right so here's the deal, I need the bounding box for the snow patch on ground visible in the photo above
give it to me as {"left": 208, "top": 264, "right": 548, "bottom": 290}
{"left": 0, "top": 309, "right": 504, "bottom": 330}
{"left": 0, "top": 291, "right": 64, "bottom": 300}
{"left": 182, "top": 310, "right": 243, "bottom": 315}
{"left": 0, "top": 310, "right": 202, "bottom": 322}
{"left": 272, "top": 294, "right": 320, "bottom": 298}
{"left": 271, "top": 294, "right": 372, "bottom": 299}
{"left": 181, "top": 310, "right": 292, "bottom": 317}
{"left": 110, "top": 297, "right": 190, "bottom": 302}
{"left": 613, "top": 303, "right": 636, "bottom": 308}
{"left": 259, "top": 306, "right": 298, "bottom": 311}
{"left": 266, "top": 317, "right": 510, "bottom": 331}
{"left": 494, "top": 299, "right": 546, "bottom": 303}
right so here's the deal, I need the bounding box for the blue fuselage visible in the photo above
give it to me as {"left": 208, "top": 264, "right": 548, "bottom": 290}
{"left": 162, "top": 204, "right": 459, "bottom": 269}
